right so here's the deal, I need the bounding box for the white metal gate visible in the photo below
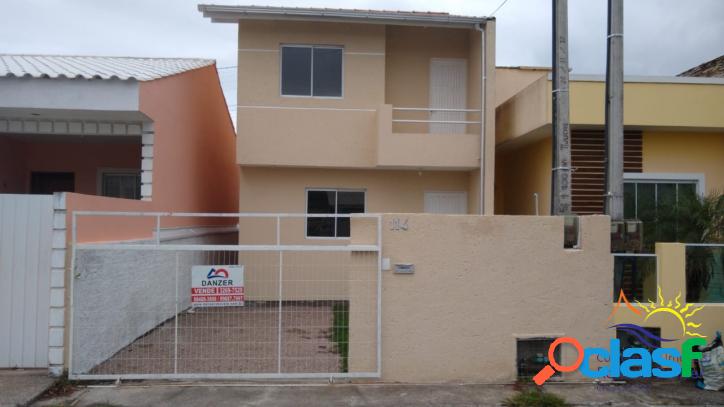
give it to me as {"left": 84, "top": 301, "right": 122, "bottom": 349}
{"left": 0, "top": 194, "right": 53, "bottom": 368}
{"left": 68, "top": 212, "right": 381, "bottom": 380}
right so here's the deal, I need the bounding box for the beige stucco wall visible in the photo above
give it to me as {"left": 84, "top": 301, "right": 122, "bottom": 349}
{"left": 385, "top": 26, "right": 472, "bottom": 134}
{"left": 612, "top": 243, "right": 724, "bottom": 348}
{"left": 348, "top": 214, "right": 611, "bottom": 382}
{"left": 238, "top": 166, "right": 471, "bottom": 215}
{"left": 642, "top": 131, "right": 724, "bottom": 194}
{"left": 495, "top": 67, "right": 548, "bottom": 107}
{"left": 234, "top": 21, "right": 496, "bottom": 204}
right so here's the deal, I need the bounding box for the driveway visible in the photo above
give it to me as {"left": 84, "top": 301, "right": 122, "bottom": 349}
{"left": 33, "top": 381, "right": 724, "bottom": 407}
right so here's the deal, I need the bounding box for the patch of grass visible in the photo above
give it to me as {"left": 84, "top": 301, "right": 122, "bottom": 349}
{"left": 503, "top": 388, "right": 569, "bottom": 407}
{"left": 331, "top": 302, "right": 349, "bottom": 373}
{"left": 38, "top": 373, "right": 78, "bottom": 400}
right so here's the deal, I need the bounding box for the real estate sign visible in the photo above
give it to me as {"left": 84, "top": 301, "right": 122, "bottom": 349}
{"left": 191, "top": 265, "right": 244, "bottom": 307}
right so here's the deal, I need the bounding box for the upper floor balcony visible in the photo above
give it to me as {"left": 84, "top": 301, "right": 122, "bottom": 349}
{"left": 231, "top": 19, "right": 493, "bottom": 170}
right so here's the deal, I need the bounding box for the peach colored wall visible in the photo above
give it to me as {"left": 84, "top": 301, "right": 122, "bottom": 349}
{"left": 65, "top": 193, "right": 154, "bottom": 243}
{"left": 0, "top": 137, "right": 140, "bottom": 195}
{"left": 0, "top": 137, "right": 26, "bottom": 193}
{"left": 61, "top": 65, "right": 238, "bottom": 243}
{"left": 139, "top": 64, "right": 239, "bottom": 215}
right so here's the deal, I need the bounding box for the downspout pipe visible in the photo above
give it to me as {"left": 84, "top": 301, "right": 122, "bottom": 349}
{"left": 475, "top": 22, "right": 487, "bottom": 215}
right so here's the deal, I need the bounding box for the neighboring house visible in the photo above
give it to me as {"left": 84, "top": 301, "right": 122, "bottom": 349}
{"left": 679, "top": 54, "right": 724, "bottom": 78}
{"left": 0, "top": 55, "right": 238, "bottom": 212}
{"left": 198, "top": 5, "right": 497, "bottom": 238}
{"left": 495, "top": 66, "right": 724, "bottom": 250}
{"left": 0, "top": 54, "right": 238, "bottom": 373}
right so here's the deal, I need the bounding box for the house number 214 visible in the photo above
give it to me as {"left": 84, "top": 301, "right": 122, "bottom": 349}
{"left": 390, "top": 218, "right": 409, "bottom": 231}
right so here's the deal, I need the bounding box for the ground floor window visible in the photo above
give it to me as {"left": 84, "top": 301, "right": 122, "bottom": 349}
{"left": 100, "top": 170, "right": 141, "bottom": 199}
{"left": 516, "top": 338, "right": 560, "bottom": 379}
{"left": 306, "top": 189, "right": 365, "bottom": 238}
{"left": 30, "top": 172, "right": 75, "bottom": 194}
{"left": 623, "top": 174, "right": 702, "bottom": 252}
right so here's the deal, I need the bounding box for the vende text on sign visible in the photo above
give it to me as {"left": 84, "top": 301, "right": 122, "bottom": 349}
{"left": 191, "top": 265, "right": 244, "bottom": 307}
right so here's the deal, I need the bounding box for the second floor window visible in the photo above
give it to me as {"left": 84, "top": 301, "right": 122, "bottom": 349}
{"left": 281, "top": 45, "right": 342, "bottom": 97}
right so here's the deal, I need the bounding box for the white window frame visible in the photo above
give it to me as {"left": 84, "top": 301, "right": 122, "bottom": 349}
{"left": 623, "top": 172, "right": 705, "bottom": 196}
{"left": 97, "top": 168, "right": 142, "bottom": 200}
{"left": 279, "top": 44, "right": 344, "bottom": 99}
{"left": 305, "top": 188, "right": 366, "bottom": 239}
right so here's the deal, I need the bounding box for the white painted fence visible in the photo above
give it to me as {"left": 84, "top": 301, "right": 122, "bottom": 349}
{"left": 0, "top": 194, "right": 54, "bottom": 368}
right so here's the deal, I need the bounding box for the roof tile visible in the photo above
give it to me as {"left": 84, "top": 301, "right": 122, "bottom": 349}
{"left": 0, "top": 55, "right": 215, "bottom": 81}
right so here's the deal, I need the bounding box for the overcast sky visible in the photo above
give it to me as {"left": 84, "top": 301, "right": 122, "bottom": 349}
{"left": 2, "top": 0, "right": 723, "bottom": 122}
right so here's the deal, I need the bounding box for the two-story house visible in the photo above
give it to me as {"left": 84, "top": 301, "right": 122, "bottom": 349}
{"left": 199, "top": 5, "right": 496, "bottom": 239}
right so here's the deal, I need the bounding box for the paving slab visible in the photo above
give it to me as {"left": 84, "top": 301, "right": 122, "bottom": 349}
{"left": 0, "top": 369, "right": 55, "bottom": 407}
{"left": 32, "top": 381, "right": 724, "bottom": 407}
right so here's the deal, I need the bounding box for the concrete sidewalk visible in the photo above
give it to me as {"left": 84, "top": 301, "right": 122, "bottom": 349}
{"left": 0, "top": 369, "right": 55, "bottom": 407}
{"left": 32, "top": 381, "right": 724, "bottom": 407}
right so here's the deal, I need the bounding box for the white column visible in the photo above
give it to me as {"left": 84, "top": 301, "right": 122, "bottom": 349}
{"left": 141, "top": 122, "right": 154, "bottom": 201}
{"left": 48, "top": 193, "right": 67, "bottom": 376}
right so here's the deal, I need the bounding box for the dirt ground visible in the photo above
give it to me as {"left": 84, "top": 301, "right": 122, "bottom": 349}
{"left": 90, "top": 303, "right": 342, "bottom": 375}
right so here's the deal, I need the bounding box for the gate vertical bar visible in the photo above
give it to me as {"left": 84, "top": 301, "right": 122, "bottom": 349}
{"left": 276, "top": 215, "right": 282, "bottom": 373}
{"left": 173, "top": 251, "right": 179, "bottom": 374}
{"left": 376, "top": 215, "right": 382, "bottom": 376}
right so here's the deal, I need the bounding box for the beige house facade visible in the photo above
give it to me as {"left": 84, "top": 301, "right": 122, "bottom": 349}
{"left": 200, "top": 5, "right": 497, "bottom": 236}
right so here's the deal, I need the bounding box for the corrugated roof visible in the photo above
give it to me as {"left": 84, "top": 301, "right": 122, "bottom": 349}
{"left": 0, "top": 55, "right": 215, "bottom": 81}
{"left": 678, "top": 55, "right": 724, "bottom": 78}
{"left": 198, "top": 4, "right": 489, "bottom": 28}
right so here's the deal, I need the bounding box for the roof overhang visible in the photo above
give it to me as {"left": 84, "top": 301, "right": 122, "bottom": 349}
{"left": 496, "top": 74, "right": 724, "bottom": 146}
{"left": 198, "top": 4, "right": 490, "bottom": 29}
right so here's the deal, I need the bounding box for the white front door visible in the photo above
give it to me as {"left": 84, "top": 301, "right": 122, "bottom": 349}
{"left": 429, "top": 58, "right": 467, "bottom": 134}
{"left": 424, "top": 191, "right": 468, "bottom": 214}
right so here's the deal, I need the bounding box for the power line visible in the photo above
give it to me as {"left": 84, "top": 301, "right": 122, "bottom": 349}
{"left": 490, "top": 0, "right": 511, "bottom": 16}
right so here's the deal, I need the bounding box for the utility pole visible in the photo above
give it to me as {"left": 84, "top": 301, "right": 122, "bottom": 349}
{"left": 605, "top": 0, "right": 624, "bottom": 220}
{"left": 551, "top": 0, "right": 572, "bottom": 215}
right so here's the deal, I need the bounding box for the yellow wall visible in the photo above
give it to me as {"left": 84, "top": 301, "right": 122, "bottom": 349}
{"left": 612, "top": 243, "right": 724, "bottom": 349}
{"left": 497, "top": 78, "right": 724, "bottom": 143}
{"left": 496, "top": 137, "right": 551, "bottom": 215}
{"left": 642, "top": 131, "right": 724, "bottom": 194}
{"left": 569, "top": 81, "right": 724, "bottom": 128}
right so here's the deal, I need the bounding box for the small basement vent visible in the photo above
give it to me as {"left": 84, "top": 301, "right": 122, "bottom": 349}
{"left": 571, "top": 130, "right": 642, "bottom": 215}
{"left": 516, "top": 338, "right": 560, "bottom": 379}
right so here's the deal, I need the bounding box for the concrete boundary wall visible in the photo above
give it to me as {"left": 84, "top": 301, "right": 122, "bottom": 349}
{"left": 70, "top": 232, "right": 236, "bottom": 374}
{"left": 351, "top": 214, "right": 612, "bottom": 383}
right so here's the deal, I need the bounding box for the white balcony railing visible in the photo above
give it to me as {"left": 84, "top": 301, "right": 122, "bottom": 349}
{"left": 391, "top": 107, "right": 481, "bottom": 125}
